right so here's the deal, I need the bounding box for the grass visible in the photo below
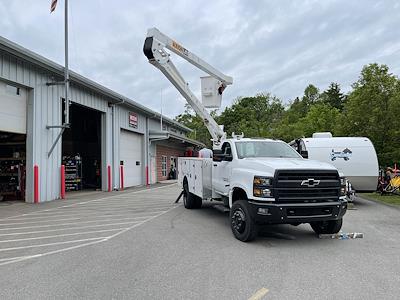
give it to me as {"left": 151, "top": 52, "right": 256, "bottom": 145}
{"left": 359, "top": 192, "right": 400, "bottom": 206}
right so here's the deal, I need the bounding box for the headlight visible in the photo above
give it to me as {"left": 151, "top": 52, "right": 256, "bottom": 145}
{"left": 253, "top": 176, "right": 273, "bottom": 198}
{"left": 340, "top": 177, "right": 347, "bottom": 196}
{"left": 253, "top": 176, "right": 273, "bottom": 186}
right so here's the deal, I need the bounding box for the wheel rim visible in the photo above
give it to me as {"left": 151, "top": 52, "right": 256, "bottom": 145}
{"left": 232, "top": 208, "right": 246, "bottom": 234}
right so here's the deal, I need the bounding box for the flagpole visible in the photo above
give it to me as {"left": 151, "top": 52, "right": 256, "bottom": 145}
{"left": 64, "top": 0, "right": 70, "bottom": 125}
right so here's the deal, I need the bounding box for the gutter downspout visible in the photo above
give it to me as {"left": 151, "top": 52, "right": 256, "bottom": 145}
{"left": 111, "top": 98, "right": 124, "bottom": 190}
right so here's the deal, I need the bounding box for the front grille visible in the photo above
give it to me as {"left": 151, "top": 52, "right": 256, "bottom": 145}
{"left": 277, "top": 171, "right": 339, "bottom": 181}
{"left": 273, "top": 170, "right": 340, "bottom": 203}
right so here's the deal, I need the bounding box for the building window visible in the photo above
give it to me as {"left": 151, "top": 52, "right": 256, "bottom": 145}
{"left": 161, "top": 156, "right": 167, "bottom": 177}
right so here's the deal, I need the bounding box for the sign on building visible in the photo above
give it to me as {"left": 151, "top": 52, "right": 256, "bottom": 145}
{"left": 129, "top": 112, "right": 138, "bottom": 128}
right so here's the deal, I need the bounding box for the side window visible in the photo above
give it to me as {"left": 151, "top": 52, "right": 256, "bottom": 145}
{"left": 292, "top": 139, "right": 305, "bottom": 154}
{"left": 289, "top": 141, "right": 298, "bottom": 152}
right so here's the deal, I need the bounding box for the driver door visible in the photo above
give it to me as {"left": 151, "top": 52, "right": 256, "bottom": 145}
{"left": 212, "top": 142, "right": 233, "bottom": 196}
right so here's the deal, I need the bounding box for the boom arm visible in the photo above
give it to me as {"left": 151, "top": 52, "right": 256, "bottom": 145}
{"left": 143, "top": 28, "right": 233, "bottom": 145}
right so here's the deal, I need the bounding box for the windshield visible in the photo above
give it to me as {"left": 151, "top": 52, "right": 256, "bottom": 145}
{"left": 235, "top": 141, "right": 302, "bottom": 159}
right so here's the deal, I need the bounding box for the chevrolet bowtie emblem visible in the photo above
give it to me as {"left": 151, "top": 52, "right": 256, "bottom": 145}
{"left": 301, "top": 178, "right": 320, "bottom": 187}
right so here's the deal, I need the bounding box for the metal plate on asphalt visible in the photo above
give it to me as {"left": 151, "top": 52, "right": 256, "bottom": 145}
{"left": 319, "top": 232, "right": 364, "bottom": 239}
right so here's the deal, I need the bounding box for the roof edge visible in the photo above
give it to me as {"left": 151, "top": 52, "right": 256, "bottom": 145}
{"left": 0, "top": 35, "right": 191, "bottom": 132}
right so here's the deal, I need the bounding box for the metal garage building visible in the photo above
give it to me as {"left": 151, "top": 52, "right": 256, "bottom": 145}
{"left": 0, "top": 36, "right": 203, "bottom": 203}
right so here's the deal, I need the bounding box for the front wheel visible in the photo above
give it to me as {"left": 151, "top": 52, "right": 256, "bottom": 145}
{"left": 230, "top": 200, "right": 258, "bottom": 242}
{"left": 310, "top": 218, "right": 343, "bottom": 234}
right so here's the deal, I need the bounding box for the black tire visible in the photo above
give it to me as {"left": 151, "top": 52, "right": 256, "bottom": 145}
{"left": 183, "top": 181, "right": 202, "bottom": 209}
{"left": 193, "top": 195, "right": 202, "bottom": 209}
{"left": 230, "top": 200, "right": 258, "bottom": 242}
{"left": 310, "top": 218, "right": 343, "bottom": 234}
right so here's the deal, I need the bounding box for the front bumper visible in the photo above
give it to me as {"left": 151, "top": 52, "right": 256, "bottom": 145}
{"left": 247, "top": 200, "right": 347, "bottom": 224}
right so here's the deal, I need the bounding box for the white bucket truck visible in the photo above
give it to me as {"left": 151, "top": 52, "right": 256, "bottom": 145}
{"left": 143, "top": 28, "right": 348, "bottom": 241}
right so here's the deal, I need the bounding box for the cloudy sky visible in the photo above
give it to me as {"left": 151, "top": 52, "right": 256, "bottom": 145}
{"left": 0, "top": 0, "right": 399, "bottom": 118}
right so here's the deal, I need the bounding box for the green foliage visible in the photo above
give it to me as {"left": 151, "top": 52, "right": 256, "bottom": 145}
{"left": 174, "top": 104, "right": 213, "bottom": 147}
{"left": 174, "top": 63, "right": 400, "bottom": 166}
{"left": 320, "top": 82, "right": 346, "bottom": 110}
{"left": 300, "top": 103, "right": 341, "bottom": 137}
{"left": 217, "top": 94, "right": 284, "bottom": 138}
{"left": 339, "top": 63, "right": 400, "bottom": 165}
{"left": 302, "top": 84, "right": 320, "bottom": 106}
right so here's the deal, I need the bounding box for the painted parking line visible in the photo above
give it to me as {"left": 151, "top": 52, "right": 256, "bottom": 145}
{"left": 0, "top": 216, "right": 152, "bottom": 232}
{"left": 21, "top": 201, "right": 171, "bottom": 211}
{"left": 0, "top": 184, "right": 180, "bottom": 266}
{"left": 0, "top": 207, "right": 174, "bottom": 222}
{"left": 0, "top": 183, "right": 177, "bottom": 221}
{"left": 0, "top": 227, "right": 132, "bottom": 243}
{"left": 0, "top": 221, "right": 142, "bottom": 237}
{"left": 0, "top": 205, "right": 177, "bottom": 266}
{"left": 0, "top": 237, "right": 108, "bottom": 252}
{"left": 248, "top": 288, "right": 269, "bottom": 300}
{"left": 0, "top": 210, "right": 168, "bottom": 226}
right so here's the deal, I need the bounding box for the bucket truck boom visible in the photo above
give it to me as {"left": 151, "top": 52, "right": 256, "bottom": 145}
{"left": 143, "top": 27, "right": 233, "bottom": 145}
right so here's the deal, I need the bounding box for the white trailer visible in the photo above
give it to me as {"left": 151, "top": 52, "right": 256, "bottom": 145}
{"left": 290, "top": 132, "right": 379, "bottom": 192}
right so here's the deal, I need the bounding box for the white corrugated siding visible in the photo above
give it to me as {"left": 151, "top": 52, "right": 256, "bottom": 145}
{"left": 0, "top": 51, "right": 113, "bottom": 202}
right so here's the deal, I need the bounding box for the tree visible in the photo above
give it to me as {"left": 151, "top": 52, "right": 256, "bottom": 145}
{"left": 174, "top": 104, "right": 213, "bottom": 147}
{"left": 300, "top": 103, "right": 341, "bottom": 137}
{"left": 302, "top": 84, "right": 320, "bottom": 107}
{"left": 339, "top": 63, "right": 400, "bottom": 165}
{"left": 321, "top": 82, "right": 346, "bottom": 110}
{"left": 218, "top": 94, "right": 285, "bottom": 138}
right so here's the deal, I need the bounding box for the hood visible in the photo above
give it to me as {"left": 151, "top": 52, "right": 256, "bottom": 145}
{"left": 240, "top": 157, "right": 337, "bottom": 174}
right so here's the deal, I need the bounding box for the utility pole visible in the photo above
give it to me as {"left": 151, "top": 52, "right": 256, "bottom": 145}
{"left": 47, "top": 0, "right": 70, "bottom": 157}
{"left": 64, "top": 0, "right": 70, "bottom": 125}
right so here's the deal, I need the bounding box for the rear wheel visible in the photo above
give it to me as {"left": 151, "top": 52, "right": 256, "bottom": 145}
{"left": 230, "top": 200, "right": 257, "bottom": 242}
{"left": 183, "top": 181, "right": 202, "bottom": 209}
{"left": 310, "top": 218, "right": 343, "bottom": 234}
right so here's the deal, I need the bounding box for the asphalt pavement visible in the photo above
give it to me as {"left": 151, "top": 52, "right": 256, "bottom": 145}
{"left": 0, "top": 184, "right": 399, "bottom": 300}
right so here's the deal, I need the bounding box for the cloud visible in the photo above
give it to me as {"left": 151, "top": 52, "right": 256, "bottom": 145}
{"left": 0, "top": 0, "right": 399, "bottom": 118}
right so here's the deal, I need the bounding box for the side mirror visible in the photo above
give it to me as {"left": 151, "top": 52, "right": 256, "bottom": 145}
{"left": 213, "top": 149, "right": 223, "bottom": 162}
{"left": 300, "top": 150, "right": 309, "bottom": 159}
{"left": 224, "top": 155, "right": 233, "bottom": 162}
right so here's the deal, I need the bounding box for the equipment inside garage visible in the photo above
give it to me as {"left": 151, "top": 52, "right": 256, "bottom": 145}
{"left": 0, "top": 132, "right": 26, "bottom": 201}
{"left": 62, "top": 103, "right": 102, "bottom": 191}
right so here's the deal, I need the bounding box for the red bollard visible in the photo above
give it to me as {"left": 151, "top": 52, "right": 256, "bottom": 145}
{"left": 145, "top": 165, "right": 149, "bottom": 186}
{"left": 61, "top": 165, "right": 65, "bottom": 199}
{"left": 120, "top": 165, "right": 124, "bottom": 191}
{"left": 108, "top": 165, "right": 112, "bottom": 192}
{"left": 34, "top": 165, "right": 39, "bottom": 203}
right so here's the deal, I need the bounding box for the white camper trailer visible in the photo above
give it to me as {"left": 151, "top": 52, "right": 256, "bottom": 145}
{"left": 290, "top": 133, "right": 379, "bottom": 192}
